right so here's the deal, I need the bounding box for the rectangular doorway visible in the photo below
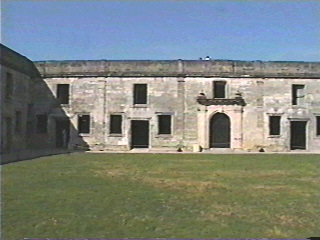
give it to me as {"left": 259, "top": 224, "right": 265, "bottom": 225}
{"left": 131, "top": 120, "right": 149, "bottom": 148}
{"left": 290, "top": 121, "right": 307, "bottom": 150}
{"left": 55, "top": 119, "right": 70, "bottom": 148}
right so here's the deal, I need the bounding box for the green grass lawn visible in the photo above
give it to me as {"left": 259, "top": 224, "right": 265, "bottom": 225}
{"left": 1, "top": 153, "right": 319, "bottom": 239}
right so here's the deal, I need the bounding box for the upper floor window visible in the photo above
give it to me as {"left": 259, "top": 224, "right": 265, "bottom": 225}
{"left": 316, "top": 116, "right": 320, "bottom": 136}
{"left": 36, "top": 114, "right": 48, "bottom": 134}
{"left": 110, "top": 115, "right": 122, "bottom": 134}
{"left": 158, "top": 115, "right": 172, "bottom": 134}
{"left": 5, "top": 72, "right": 13, "bottom": 100}
{"left": 133, "top": 84, "right": 147, "bottom": 104}
{"left": 269, "top": 116, "right": 281, "bottom": 136}
{"left": 292, "top": 84, "right": 305, "bottom": 105}
{"left": 57, "top": 84, "right": 70, "bottom": 104}
{"left": 78, "top": 114, "right": 90, "bottom": 134}
{"left": 213, "top": 81, "right": 226, "bottom": 98}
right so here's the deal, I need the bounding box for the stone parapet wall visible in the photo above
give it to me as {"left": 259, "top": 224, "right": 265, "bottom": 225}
{"left": 34, "top": 60, "right": 320, "bottom": 78}
{"left": 0, "top": 44, "right": 40, "bottom": 77}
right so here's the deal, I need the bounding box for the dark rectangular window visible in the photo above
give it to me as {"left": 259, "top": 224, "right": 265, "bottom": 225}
{"left": 292, "top": 84, "right": 305, "bottom": 105}
{"left": 26, "top": 120, "right": 33, "bottom": 136}
{"left": 36, "top": 114, "right": 47, "bottom": 134}
{"left": 27, "top": 103, "right": 34, "bottom": 117}
{"left": 213, "top": 81, "right": 226, "bottom": 98}
{"left": 134, "top": 84, "right": 147, "bottom": 104}
{"left": 269, "top": 116, "right": 281, "bottom": 135}
{"left": 316, "top": 116, "right": 320, "bottom": 136}
{"left": 5, "top": 72, "right": 13, "bottom": 100}
{"left": 158, "top": 115, "right": 172, "bottom": 134}
{"left": 78, "top": 114, "right": 90, "bottom": 134}
{"left": 110, "top": 115, "right": 122, "bottom": 134}
{"left": 15, "top": 111, "right": 22, "bottom": 133}
{"left": 57, "top": 84, "right": 70, "bottom": 104}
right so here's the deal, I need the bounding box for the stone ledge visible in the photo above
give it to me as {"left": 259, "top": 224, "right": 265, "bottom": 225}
{"left": 34, "top": 60, "right": 320, "bottom": 79}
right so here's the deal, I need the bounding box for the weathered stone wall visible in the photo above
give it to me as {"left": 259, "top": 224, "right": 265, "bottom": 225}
{"left": 1, "top": 65, "right": 30, "bottom": 152}
{"left": 42, "top": 77, "right": 106, "bottom": 149}
{"left": 44, "top": 77, "right": 186, "bottom": 151}
{"left": 33, "top": 59, "right": 320, "bottom": 151}
{"left": 1, "top": 44, "right": 89, "bottom": 163}
{"left": 0, "top": 58, "right": 308, "bottom": 153}
{"left": 38, "top": 70, "right": 320, "bottom": 152}
{"left": 0, "top": 44, "right": 39, "bottom": 154}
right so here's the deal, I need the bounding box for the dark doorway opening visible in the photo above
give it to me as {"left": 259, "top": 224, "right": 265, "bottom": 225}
{"left": 131, "top": 120, "right": 149, "bottom": 148}
{"left": 210, "top": 113, "right": 231, "bottom": 148}
{"left": 55, "top": 119, "right": 70, "bottom": 148}
{"left": 290, "top": 121, "right": 307, "bottom": 150}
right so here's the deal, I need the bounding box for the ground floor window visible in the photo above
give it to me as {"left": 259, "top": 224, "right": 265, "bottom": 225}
{"left": 78, "top": 114, "right": 90, "bottom": 134}
{"left": 36, "top": 114, "right": 48, "bottom": 134}
{"left": 158, "top": 115, "right": 172, "bottom": 134}
{"left": 269, "top": 116, "right": 281, "bottom": 136}
{"left": 110, "top": 115, "right": 122, "bottom": 134}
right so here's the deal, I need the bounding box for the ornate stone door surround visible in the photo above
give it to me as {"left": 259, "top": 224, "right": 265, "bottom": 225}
{"left": 198, "top": 105, "right": 244, "bottom": 149}
{"left": 197, "top": 95, "right": 245, "bottom": 149}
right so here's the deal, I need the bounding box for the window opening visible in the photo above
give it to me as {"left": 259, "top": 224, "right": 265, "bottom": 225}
{"left": 5, "top": 72, "right": 13, "bottom": 100}
{"left": 110, "top": 115, "right": 122, "bottom": 134}
{"left": 133, "top": 84, "right": 147, "bottom": 104}
{"left": 78, "top": 114, "right": 90, "bottom": 134}
{"left": 213, "top": 81, "right": 226, "bottom": 98}
{"left": 269, "top": 116, "right": 281, "bottom": 135}
{"left": 158, "top": 115, "right": 171, "bottom": 134}
{"left": 57, "top": 84, "right": 70, "bottom": 104}
{"left": 15, "top": 111, "right": 22, "bottom": 133}
{"left": 292, "top": 85, "right": 305, "bottom": 105}
{"left": 36, "top": 114, "right": 48, "bottom": 134}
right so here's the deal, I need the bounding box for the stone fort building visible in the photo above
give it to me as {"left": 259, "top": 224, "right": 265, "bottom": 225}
{"left": 1, "top": 43, "right": 320, "bottom": 161}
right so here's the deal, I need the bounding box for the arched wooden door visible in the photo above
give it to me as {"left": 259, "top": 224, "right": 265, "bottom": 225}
{"left": 210, "top": 113, "right": 230, "bottom": 148}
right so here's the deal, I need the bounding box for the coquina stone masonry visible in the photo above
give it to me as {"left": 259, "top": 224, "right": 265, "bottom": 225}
{"left": 33, "top": 59, "right": 320, "bottom": 152}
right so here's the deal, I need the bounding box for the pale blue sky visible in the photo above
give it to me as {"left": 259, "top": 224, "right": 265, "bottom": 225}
{"left": 2, "top": 1, "right": 320, "bottom": 61}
